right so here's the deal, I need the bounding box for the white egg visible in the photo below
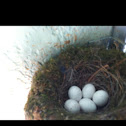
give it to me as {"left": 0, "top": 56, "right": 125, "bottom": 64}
{"left": 79, "top": 98, "right": 97, "bottom": 113}
{"left": 82, "top": 83, "right": 96, "bottom": 99}
{"left": 92, "top": 90, "right": 109, "bottom": 107}
{"left": 68, "top": 86, "right": 82, "bottom": 101}
{"left": 64, "top": 99, "right": 80, "bottom": 113}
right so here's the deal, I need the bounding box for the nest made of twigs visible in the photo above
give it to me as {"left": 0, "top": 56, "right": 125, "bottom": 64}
{"left": 24, "top": 42, "right": 126, "bottom": 120}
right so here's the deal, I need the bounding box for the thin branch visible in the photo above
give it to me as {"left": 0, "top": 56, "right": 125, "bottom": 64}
{"left": 111, "top": 58, "right": 126, "bottom": 69}
{"left": 88, "top": 64, "right": 109, "bottom": 82}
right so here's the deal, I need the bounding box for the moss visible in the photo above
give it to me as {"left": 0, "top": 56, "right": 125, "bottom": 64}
{"left": 24, "top": 39, "right": 126, "bottom": 120}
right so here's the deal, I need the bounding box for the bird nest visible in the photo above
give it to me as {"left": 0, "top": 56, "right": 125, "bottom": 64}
{"left": 24, "top": 41, "right": 126, "bottom": 120}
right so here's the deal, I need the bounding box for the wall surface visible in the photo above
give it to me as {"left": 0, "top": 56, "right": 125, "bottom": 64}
{"left": 0, "top": 26, "right": 112, "bottom": 119}
{"left": 113, "top": 26, "right": 126, "bottom": 42}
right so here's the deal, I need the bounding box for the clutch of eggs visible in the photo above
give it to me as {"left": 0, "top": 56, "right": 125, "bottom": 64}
{"left": 64, "top": 84, "right": 109, "bottom": 113}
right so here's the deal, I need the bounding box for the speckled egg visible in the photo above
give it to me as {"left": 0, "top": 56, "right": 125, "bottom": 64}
{"left": 68, "top": 86, "right": 82, "bottom": 101}
{"left": 79, "top": 98, "right": 97, "bottom": 113}
{"left": 93, "top": 90, "right": 109, "bottom": 107}
{"left": 64, "top": 99, "right": 80, "bottom": 113}
{"left": 82, "top": 83, "right": 96, "bottom": 99}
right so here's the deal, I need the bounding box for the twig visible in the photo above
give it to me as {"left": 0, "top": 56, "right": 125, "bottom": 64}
{"left": 111, "top": 58, "right": 126, "bottom": 69}
{"left": 68, "top": 69, "right": 74, "bottom": 82}
{"left": 115, "top": 70, "right": 123, "bottom": 92}
{"left": 88, "top": 64, "right": 109, "bottom": 82}
{"left": 102, "top": 67, "right": 119, "bottom": 82}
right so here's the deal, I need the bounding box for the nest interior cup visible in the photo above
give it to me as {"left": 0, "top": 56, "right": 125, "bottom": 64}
{"left": 24, "top": 37, "right": 126, "bottom": 120}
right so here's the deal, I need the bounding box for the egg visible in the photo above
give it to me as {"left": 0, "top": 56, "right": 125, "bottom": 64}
{"left": 79, "top": 98, "right": 97, "bottom": 113}
{"left": 92, "top": 90, "right": 109, "bottom": 107}
{"left": 68, "top": 86, "right": 82, "bottom": 101}
{"left": 64, "top": 99, "right": 80, "bottom": 113}
{"left": 82, "top": 83, "right": 96, "bottom": 99}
